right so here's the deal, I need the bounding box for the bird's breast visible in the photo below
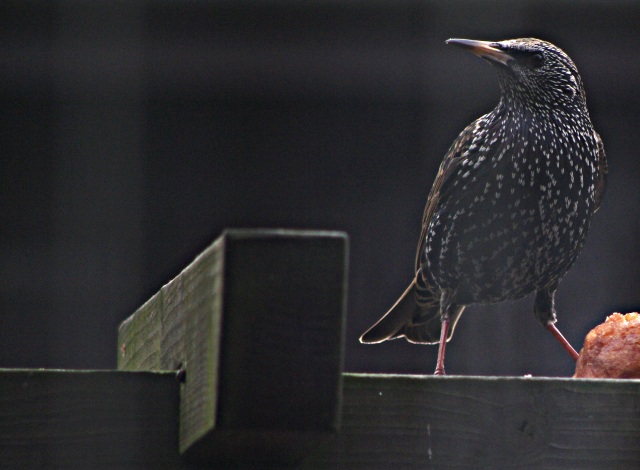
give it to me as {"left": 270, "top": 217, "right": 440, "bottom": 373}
{"left": 424, "top": 118, "right": 599, "bottom": 303}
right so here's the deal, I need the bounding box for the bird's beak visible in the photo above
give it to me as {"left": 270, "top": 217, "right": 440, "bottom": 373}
{"left": 446, "top": 38, "right": 514, "bottom": 67}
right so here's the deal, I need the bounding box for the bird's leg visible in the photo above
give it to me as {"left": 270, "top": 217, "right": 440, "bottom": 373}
{"left": 434, "top": 313, "right": 450, "bottom": 375}
{"left": 534, "top": 287, "right": 579, "bottom": 362}
{"left": 546, "top": 323, "right": 579, "bottom": 361}
{"left": 434, "top": 289, "right": 455, "bottom": 375}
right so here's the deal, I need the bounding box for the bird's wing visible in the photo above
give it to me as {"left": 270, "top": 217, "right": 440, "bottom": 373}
{"left": 594, "top": 131, "right": 607, "bottom": 212}
{"left": 414, "top": 117, "right": 484, "bottom": 271}
{"left": 362, "top": 116, "right": 489, "bottom": 345}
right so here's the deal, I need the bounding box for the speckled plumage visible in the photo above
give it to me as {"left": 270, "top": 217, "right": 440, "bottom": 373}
{"left": 360, "top": 38, "right": 607, "bottom": 373}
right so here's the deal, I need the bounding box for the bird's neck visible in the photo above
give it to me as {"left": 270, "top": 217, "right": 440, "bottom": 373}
{"left": 496, "top": 92, "right": 588, "bottom": 123}
{"left": 496, "top": 95, "right": 543, "bottom": 118}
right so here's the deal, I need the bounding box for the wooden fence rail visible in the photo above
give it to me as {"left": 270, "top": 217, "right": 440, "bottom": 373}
{"left": 1, "top": 230, "right": 639, "bottom": 468}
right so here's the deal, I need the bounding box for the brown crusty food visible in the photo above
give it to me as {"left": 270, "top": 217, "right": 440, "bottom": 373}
{"left": 574, "top": 312, "right": 640, "bottom": 378}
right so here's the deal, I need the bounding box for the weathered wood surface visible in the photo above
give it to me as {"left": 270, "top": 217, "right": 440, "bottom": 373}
{"left": 118, "top": 229, "right": 349, "bottom": 463}
{"left": 0, "top": 369, "right": 180, "bottom": 469}
{"left": 1, "top": 370, "right": 639, "bottom": 468}
{"left": 303, "top": 374, "right": 640, "bottom": 469}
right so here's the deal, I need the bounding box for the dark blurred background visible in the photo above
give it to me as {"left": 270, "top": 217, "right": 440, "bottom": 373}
{"left": 1, "top": 1, "right": 638, "bottom": 376}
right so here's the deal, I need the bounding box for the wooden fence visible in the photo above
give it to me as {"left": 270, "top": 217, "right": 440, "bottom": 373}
{"left": 1, "top": 230, "right": 639, "bottom": 468}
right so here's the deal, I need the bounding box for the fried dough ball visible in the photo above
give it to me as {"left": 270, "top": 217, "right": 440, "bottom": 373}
{"left": 574, "top": 312, "right": 640, "bottom": 379}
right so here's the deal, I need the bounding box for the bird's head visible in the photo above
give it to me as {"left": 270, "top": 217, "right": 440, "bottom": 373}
{"left": 447, "top": 38, "right": 586, "bottom": 111}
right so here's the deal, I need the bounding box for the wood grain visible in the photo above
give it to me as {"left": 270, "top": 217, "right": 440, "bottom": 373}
{"left": 0, "top": 369, "right": 179, "bottom": 468}
{"left": 2, "top": 370, "right": 639, "bottom": 468}
{"left": 303, "top": 374, "right": 640, "bottom": 469}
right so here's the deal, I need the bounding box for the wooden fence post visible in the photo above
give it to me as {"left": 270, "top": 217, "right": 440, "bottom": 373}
{"left": 117, "top": 229, "right": 349, "bottom": 464}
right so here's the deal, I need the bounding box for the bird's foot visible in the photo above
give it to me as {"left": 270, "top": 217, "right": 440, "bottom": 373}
{"left": 433, "top": 366, "right": 446, "bottom": 376}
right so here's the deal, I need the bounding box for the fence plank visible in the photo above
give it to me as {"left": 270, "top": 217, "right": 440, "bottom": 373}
{"left": 302, "top": 374, "right": 640, "bottom": 469}
{"left": 0, "top": 369, "right": 180, "bottom": 468}
{"left": 2, "top": 370, "right": 639, "bottom": 468}
{"left": 118, "top": 229, "right": 349, "bottom": 464}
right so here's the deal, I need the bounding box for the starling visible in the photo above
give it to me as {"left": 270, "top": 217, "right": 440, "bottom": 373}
{"left": 360, "top": 38, "right": 608, "bottom": 375}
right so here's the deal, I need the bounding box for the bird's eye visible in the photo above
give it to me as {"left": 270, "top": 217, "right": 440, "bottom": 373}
{"left": 529, "top": 53, "right": 544, "bottom": 68}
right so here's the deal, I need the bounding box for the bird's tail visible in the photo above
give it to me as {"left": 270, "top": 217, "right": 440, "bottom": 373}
{"left": 360, "top": 279, "right": 465, "bottom": 345}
